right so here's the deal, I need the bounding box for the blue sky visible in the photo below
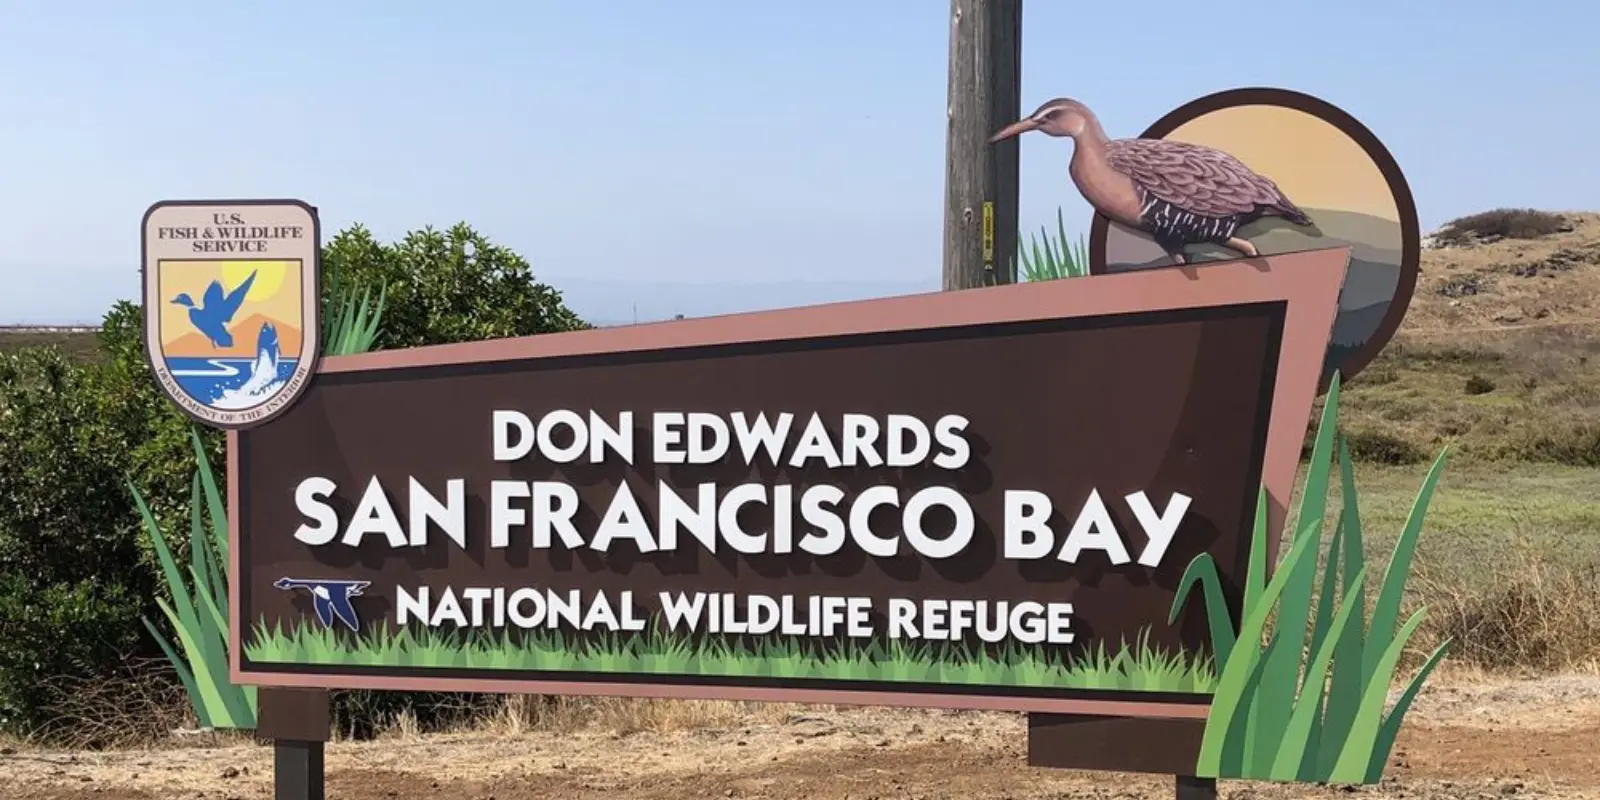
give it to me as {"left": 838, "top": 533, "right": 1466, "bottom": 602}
{"left": 0, "top": 1, "right": 1593, "bottom": 323}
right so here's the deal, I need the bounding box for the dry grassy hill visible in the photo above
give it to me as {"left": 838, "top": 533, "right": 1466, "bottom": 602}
{"left": 1413, "top": 210, "right": 1600, "bottom": 329}
{"left": 1337, "top": 210, "right": 1600, "bottom": 465}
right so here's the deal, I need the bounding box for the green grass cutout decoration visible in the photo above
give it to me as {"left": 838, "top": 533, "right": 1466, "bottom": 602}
{"left": 245, "top": 621, "right": 1216, "bottom": 694}
{"left": 133, "top": 430, "right": 256, "bottom": 730}
{"left": 1019, "top": 207, "right": 1090, "bottom": 281}
{"left": 136, "top": 275, "right": 389, "bottom": 730}
{"left": 1176, "top": 372, "right": 1452, "bottom": 783}
{"left": 322, "top": 268, "right": 388, "bottom": 355}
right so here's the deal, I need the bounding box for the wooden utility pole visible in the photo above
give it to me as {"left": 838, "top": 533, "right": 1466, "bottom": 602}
{"left": 942, "top": 0, "right": 1023, "bottom": 290}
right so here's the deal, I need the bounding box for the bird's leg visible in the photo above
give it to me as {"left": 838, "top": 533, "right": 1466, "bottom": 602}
{"left": 1153, "top": 233, "right": 1190, "bottom": 266}
{"left": 1223, "top": 237, "right": 1260, "bottom": 258}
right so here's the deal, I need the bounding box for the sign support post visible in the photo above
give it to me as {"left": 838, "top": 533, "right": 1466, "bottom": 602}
{"left": 275, "top": 740, "right": 323, "bottom": 800}
{"left": 1177, "top": 775, "right": 1218, "bottom": 799}
{"left": 1026, "top": 713, "right": 1215, "bottom": 797}
{"left": 256, "top": 687, "right": 331, "bottom": 800}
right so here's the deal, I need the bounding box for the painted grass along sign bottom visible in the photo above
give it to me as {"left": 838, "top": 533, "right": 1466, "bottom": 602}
{"left": 246, "top": 614, "right": 1216, "bottom": 694}
{"left": 230, "top": 252, "right": 1349, "bottom": 714}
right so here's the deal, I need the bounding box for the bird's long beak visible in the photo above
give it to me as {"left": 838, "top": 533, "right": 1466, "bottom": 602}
{"left": 989, "top": 118, "right": 1039, "bottom": 143}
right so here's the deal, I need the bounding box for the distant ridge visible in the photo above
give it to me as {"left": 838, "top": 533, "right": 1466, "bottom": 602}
{"left": 547, "top": 277, "right": 939, "bottom": 326}
{"left": 0, "top": 324, "right": 99, "bottom": 333}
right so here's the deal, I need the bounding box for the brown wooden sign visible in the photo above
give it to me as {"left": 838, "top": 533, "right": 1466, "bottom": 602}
{"left": 229, "top": 250, "right": 1347, "bottom": 718}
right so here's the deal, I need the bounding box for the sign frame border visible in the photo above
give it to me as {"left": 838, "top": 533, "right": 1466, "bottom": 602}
{"left": 228, "top": 248, "right": 1350, "bottom": 719}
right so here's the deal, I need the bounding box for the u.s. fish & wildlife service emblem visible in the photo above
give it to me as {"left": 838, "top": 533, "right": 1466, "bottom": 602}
{"left": 140, "top": 199, "right": 322, "bottom": 430}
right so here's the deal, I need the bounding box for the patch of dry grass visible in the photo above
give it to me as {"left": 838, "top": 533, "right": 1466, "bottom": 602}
{"left": 13, "top": 659, "right": 254, "bottom": 751}
{"left": 1329, "top": 325, "right": 1600, "bottom": 466}
{"left": 1410, "top": 212, "right": 1600, "bottom": 332}
{"left": 269, "top": 695, "right": 824, "bottom": 746}
{"left": 466, "top": 696, "right": 811, "bottom": 740}
{"left": 1289, "top": 461, "right": 1600, "bottom": 674}
{"left": 1419, "top": 550, "right": 1600, "bottom": 671}
{"left": 0, "top": 330, "right": 101, "bottom": 363}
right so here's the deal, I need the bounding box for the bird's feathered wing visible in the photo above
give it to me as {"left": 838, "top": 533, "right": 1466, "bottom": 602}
{"left": 310, "top": 594, "right": 336, "bottom": 628}
{"left": 1105, "top": 138, "right": 1308, "bottom": 222}
{"left": 202, "top": 280, "right": 227, "bottom": 312}
{"left": 219, "top": 272, "right": 257, "bottom": 321}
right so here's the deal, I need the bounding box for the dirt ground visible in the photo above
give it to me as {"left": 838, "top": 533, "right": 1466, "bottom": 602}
{"left": 5, "top": 672, "right": 1600, "bottom": 800}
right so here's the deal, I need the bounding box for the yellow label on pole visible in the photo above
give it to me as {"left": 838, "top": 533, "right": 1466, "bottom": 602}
{"left": 982, "top": 201, "right": 995, "bottom": 264}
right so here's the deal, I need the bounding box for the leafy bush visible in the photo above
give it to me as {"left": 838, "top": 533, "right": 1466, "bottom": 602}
{"left": 1340, "top": 430, "right": 1428, "bottom": 465}
{"left": 1499, "top": 421, "right": 1600, "bottom": 467}
{"left": 1434, "top": 208, "right": 1568, "bottom": 246}
{"left": 322, "top": 222, "right": 588, "bottom": 349}
{"left": 0, "top": 348, "right": 158, "bottom": 731}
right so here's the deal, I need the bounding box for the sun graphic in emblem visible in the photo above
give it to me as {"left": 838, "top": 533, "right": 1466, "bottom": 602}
{"left": 220, "top": 260, "right": 291, "bottom": 303}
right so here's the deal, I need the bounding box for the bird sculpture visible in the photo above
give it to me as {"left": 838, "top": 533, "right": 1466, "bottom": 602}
{"left": 991, "top": 98, "right": 1313, "bottom": 266}
{"left": 170, "top": 270, "right": 257, "bottom": 349}
{"left": 274, "top": 578, "right": 370, "bottom": 632}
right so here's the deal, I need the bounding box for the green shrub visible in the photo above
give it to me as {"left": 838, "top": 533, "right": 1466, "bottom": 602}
{"left": 1463, "top": 375, "right": 1495, "bottom": 395}
{"left": 1341, "top": 430, "right": 1428, "bottom": 465}
{"left": 1435, "top": 208, "right": 1567, "bottom": 245}
{"left": 0, "top": 348, "right": 158, "bottom": 731}
{"left": 1500, "top": 421, "right": 1600, "bottom": 467}
{"left": 322, "top": 222, "right": 589, "bottom": 349}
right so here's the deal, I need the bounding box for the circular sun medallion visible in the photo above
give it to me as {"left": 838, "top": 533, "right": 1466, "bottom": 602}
{"left": 1088, "top": 88, "right": 1421, "bottom": 391}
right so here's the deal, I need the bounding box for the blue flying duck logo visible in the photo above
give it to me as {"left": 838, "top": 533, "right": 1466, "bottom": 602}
{"left": 170, "top": 271, "right": 256, "bottom": 349}
{"left": 274, "top": 578, "right": 370, "bottom": 632}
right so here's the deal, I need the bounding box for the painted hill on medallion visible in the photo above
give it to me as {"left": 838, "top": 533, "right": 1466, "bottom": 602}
{"left": 164, "top": 314, "right": 303, "bottom": 359}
